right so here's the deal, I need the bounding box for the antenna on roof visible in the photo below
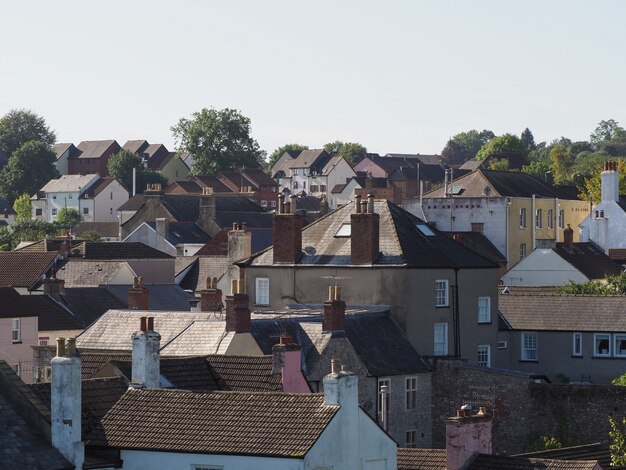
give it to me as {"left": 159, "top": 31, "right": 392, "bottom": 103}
{"left": 320, "top": 274, "right": 351, "bottom": 287}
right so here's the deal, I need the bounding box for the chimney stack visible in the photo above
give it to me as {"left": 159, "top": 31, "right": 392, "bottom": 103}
{"left": 323, "top": 286, "right": 346, "bottom": 333}
{"left": 128, "top": 276, "right": 149, "bottom": 310}
{"left": 44, "top": 272, "right": 65, "bottom": 297}
{"left": 272, "top": 336, "right": 310, "bottom": 393}
{"left": 563, "top": 224, "right": 574, "bottom": 251}
{"left": 601, "top": 160, "right": 620, "bottom": 203}
{"left": 200, "top": 276, "right": 223, "bottom": 312}
{"left": 228, "top": 222, "right": 252, "bottom": 262}
{"left": 272, "top": 193, "right": 303, "bottom": 264}
{"left": 155, "top": 217, "right": 169, "bottom": 238}
{"left": 350, "top": 194, "right": 380, "bottom": 265}
{"left": 197, "top": 187, "right": 216, "bottom": 234}
{"left": 51, "top": 337, "right": 84, "bottom": 468}
{"left": 224, "top": 279, "right": 251, "bottom": 333}
{"left": 131, "top": 316, "right": 161, "bottom": 388}
{"left": 446, "top": 405, "right": 492, "bottom": 470}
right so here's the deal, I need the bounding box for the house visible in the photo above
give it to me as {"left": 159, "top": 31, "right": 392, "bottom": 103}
{"left": 69, "top": 139, "right": 121, "bottom": 176}
{"left": 270, "top": 149, "right": 303, "bottom": 179}
{"left": 123, "top": 140, "right": 191, "bottom": 183}
{"left": 0, "top": 196, "right": 17, "bottom": 225}
{"left": 71, "top": 221, "right": 120, "bottom": 241}
{"left": 0, "top": 250, "right": 59, "bottom": 292}
{"left": 407, "top": 169, "right": 591, "bottom": 267}
{"left": 501, "top": 227, "right": 624, "bottom": 286}
{"left": 330, "top": 175, "right": 365, "bottom": 208}
{"left": 276, "top": 149, "right": 332, "bottom": 195}
{"left": 216, "top": 168, "right": 280, "bottom": 209}
{"left": 31, "top": 174, "right": 129, "bottom": 223}
{"left": 580, "top": 161, "right": 626, "bottom": 256}
{"left": 123, "top": 219, "right": 210, "bottom": 256}
{"left": 238, "top": 194, "right": 500, "bottom": 366}
{"left": 459, "top": 152, "right": 528, "bottom": 172}
{"left": 52, "top": 142, "right": 81, "bottom": 175}
{"left": 498, "top": 291, "right": 626, "bottom": 384}
{"left": 353, "top": 153, "right": 441, "bottom": 178}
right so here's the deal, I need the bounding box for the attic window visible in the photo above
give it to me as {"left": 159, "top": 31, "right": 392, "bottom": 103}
{"left": 448, "top": 186, "right": 464, "bottom": 195}
{"left": 335, "top": 223, "right": 351, "bottom": 237}
{"left": 416, "top": 224, "right": 435, "bottom": 236}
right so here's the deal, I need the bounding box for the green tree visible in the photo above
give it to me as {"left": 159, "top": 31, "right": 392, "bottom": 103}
{"left": 0, "top": 141, "right": 60, "bottom": 203}
{"left": 487, "top": 158, "right": 510, "bottom": 171}
{"left": 268, "top": 143, "right": 309, "bottom": 170}
{"left": 590, "top": 119, "right": 626, "bottom": 145}
{"left": 107, "top": 150, "right": 145, "bottom": 192}
{"left": 8, "top": 219, "right": 60, "bottom": 247}
{"left": 557, "top": 272, "right": 626, "bottom": 295}
{"left": 136, "top": 170, "right": 168, "bottom": 193}
{"left": 0, "top": 109, "right": 56, "bottom": 158}
{"left": 323, "top": 141, "right": 367, "bottom": 165}
{"left": 56, "top": 207, "right": 81, "bottom": 228}
{"left": 612, "top": 373, "right": 626, "bottom": 386}
{"left": 522, "top": 159, "right": 552, "bottom": 182}
{"left": 579, "top": 159, "right": 626, "bottom": 203}
{"left": 549, "top": 143, "right": 574, "bottom": 184}
{"left": 520, "top": 128, "right": 536, "bottom": 151}
{"left": 80, "top": 230, "right": 102, "bottom": 242}
{"left": 441, "top": 129, "right": 494, "bottom": 165}
{"left": 609, "top": 416, "right": 626, "bottom": 466}
{"left": 475, "top": 133, "right": 526, "bottom": 161}
{"left": 441, "top": 139, "right": 465, "bottom": 166}
{"left": 12, "top": 193, "right": 32, "bottom": 221}
{"left": 171, "top": 108, "right": 266, "bottom": 175}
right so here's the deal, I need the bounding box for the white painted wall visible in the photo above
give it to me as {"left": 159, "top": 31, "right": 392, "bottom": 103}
{"left": 123, "top": 224, "right": 177, "bottom": 257}
{"left": 93, "top": 180, "right": 129, "bottom": 222}
{"left": 579, "top": 201, "right": 626, "bottom": 253}
{"left": 501, "top": 249, "right": 589, "bottom": 286}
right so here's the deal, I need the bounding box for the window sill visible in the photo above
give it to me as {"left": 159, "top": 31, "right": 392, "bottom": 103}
{"left": 435, "top": 305, "right": 450, "bottom": 309}
{"left": 592, "top": 355, "right": 625, "bottom": 359}
{"left": 254, "top": 304, "right": 270, "bottom": 307}
{"left": 570, "top": 355, "right": 583, "bottom": 358}
{"left": 478, "top": 321, "right": 492, "bottom": 325}
{"left": 519, "top": 359, "right": 538, "bottom": 363}
{"left": 12, "top": 341, "right": 22, "bottom": 345}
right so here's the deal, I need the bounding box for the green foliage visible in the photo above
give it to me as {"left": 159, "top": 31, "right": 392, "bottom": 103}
{"left": 441, "top": 129, "right": 494, "bottom": 165}
{"left": 56, "top": 208, "right": 81, "bottom": 228}
{"left": 6, "top": 219, "right": 60, "bottom": 248}
{"left": 522, "top": 159, "right": 552, "bottom": 182}
{"left": 612, "top": 373, "right": 626, "bottom": 386}
{"left": 609, "top": 416, "right": 626, "bottom": 466}
{"left": 557, "top": 272, "right": 626, "bottom": 295}
{"left": 521, "top": 128, "right": 536, "bottom": 151}
{"left": 579, "top": 159, "right": 626, "bottom": 203}
{"left": 268, "top": 144, "right": 309, "bottom": 170}
{"left": 136, "top": 170, "right": 168, "bottom": 193}
{"left": 171, "top": 108, "right": 266, "bottom": 175}
{"left": 590, "top": 119, "right": 626, "bottom": 145}
{"left": 528, "top": 436, "right": 563, "bottom": 452}
{"left": 12, "top": 193, "right": 32, "bottom": 221}
{"left": 80, "top": 230, "right": 102, "bottom": 242}
{"left": 323, "top": 141, "right": 367, "bottom": 165}
{"left": 475, "top": 133, "right": 526, "bottom": 161}
{"left": 0, "top": 109, "right": 56, "bottom": 157}
{"left": 487, "top": 158, "right": 510, "bottom": 171}
{"left": 0, "top": 141, "right": 60, "bottom": 203}
{"left": 549, "top": 143, "right": 574, "bottom": 184}
{"left": 107, "top": 150, "right": 144, "bottom": 191}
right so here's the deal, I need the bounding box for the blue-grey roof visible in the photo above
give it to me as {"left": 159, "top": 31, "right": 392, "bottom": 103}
{"left": 146, "top": 221, "right": 210, "bottom": 245}
{"left": 104, "top": 284, "right": 195, "bottom": 311}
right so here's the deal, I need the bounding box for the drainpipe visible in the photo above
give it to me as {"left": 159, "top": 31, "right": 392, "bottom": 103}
{"left": 531, "top": 194, "right": 536, "bottom": 250}
{"left": 505, "top": 198, "right": 511, "bottom": 268}
{"left": 453, "top": 268, "right": 460, "bottom": 358}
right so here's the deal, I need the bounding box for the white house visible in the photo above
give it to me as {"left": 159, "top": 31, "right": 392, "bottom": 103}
{"left": 52, "top": 143, "right": 81, "bottom": 175}
{"left": 123, "top": 219, "right": 210, "bottom": 257}
{"left": 579, "top": 161, "right": 626, "bottom": 255}
{"left": 32, "top": 174, "right": 128, "bottom": 223}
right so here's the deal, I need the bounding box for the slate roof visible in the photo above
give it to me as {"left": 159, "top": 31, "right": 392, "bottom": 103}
{"left": 72, "top": 221, "right": 120, "bottom": 238}
{"left": 52, "top": 142, "right": 74, "bottom": 158}
{"left": 389, "top": 164, "right": 452, "bottom": 183}
{"left": 444, "top": 231, "right": 507, "bottom": 266}
{"left": 145, "top": 221, "right": 210, "bottom": 245}
{"left": 553, "top": 242, "right": 624, "bottom": 279}
{"left": 83, "top": 176, "right": 117, "bottom": 197}
{"left": 397, "top": 448, "right": 447, "bottom": 470}
{"left": 159, "top": 321, "right": 234, "bottom": 356}
{"left": 609, "top": 248, "right": 626, "bottom": 264}
{"left": 192, "top": 175, "right": 235, "bottom": 193}
{"left": 245, "top": 200, "right": 497, "bottom": 268}
{"left": 0, "top": 251, "right": 57, "bottom": 288}
{"left": 386, "top": 153, "right": 441, "bottom": 165}
{"left": 71, "top": 241, "right": 173, "bottom": 259}
{"left": 514, "top": 442, "right": 620, "bottom": 470}
{"left": 40, "top": 174, "right": 99, "bottom": 193}
{"left": 87, "top": 388, "right": 338, "bottom": 457}
{"left": 122, "top": 139, "right": 149, "bottom": 154}
{"left": 79, "top": 351, "right": 133, "bottom": 379}
{"left": 0, "top": 197, "right": 16, "bottom": 215}
{"left": 76, "top": 140, "right": 119, "bottom": 158}
{"left": 165, "top": 180, "right": 204, "bottom": 194}
{"left": 239, "top": 168, "right": 279, "bottom": 188}
{"left": 56, "top": 260, "right": 126, "bottom": 287}
{"left": 459, "top": 159, "right": 484, "bottom": 171}
{"left": 58, "top": 287, "right": 127, "bottom": 327}
{"left": 29, "top": 376, "right": 128, "bottom": 438}
{"left": 0, "top": 288, "right": 81, "bottom": 332}
{"left": 468, "top": 454, "right": 599, "bottom": 469}
{"left": 104, "top": 284, "right": 194, "bottom": 311}
{"left": 498, "top": 294, "right": 626, "bottom": 331}
{"left": 287, "top": 149, "right": 331, "bottom": 170}
{"left": 147, "top": 150, "right": 175, "bottom": 170}
{"left": 14, "top": 238, "right": 84, "bottom": 253}
{"left": 0, "top": 362, "right": 73, "bottom": 470}
{"left": 118, "top": 194, "right": 145, "bottom": 211}
{"left": 176, "top": 256, "right": 230, "bottom": 292}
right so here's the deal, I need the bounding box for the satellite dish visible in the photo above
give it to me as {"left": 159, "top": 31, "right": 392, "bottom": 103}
{"left": 483, "top": 186, "right": 492, "bottom": 196}
{"left": 303, "top": 246, "right": 317, "bottom": 256}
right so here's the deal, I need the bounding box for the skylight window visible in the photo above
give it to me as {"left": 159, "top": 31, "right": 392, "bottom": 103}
{"left": 335, "top": 223, "right": 351, "bottom": 237}
{"left": 448, "top": 186, "right": 464, "bottom": 195}
{"left": 416, "top": 224, "right": 435, "bottom": 236}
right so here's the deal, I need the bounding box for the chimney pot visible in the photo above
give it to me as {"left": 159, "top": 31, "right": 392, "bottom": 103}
{"left": 56, "top": 337, "right": 66, "bottom": 357}
{"left": 140, "top": 317, "right": 147, "bottom": 332}
{"left": 323, "top": 289, "right": 346, "bottom": 333}
{"left": 355, "top": 195, "right": 362, "bottom": 213}
{"left": 65, "top": 338, "right": 77, "bottom": 357}
{"left": 147, "top": 317, "right": 154, "bottom": 331}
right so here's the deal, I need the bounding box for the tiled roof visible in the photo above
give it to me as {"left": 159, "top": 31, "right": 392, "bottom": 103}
{"left": 444, "top": 231, "right": 507, "bottom": 266}
{"left": 70, "top": 241, "right": 173, "bottom": 259}
{"left": 389, "top": 164, "right": 455, "bottom": 183}
{"left": 246, "top": 200, "right": 497, "bottom": 268}
{"left": 239, "top": 168, "right": 279, "bottom": 188}
{"left": 514, "top": 442, "right": 618, "bottom": 470}
{"left": 87, "top": 388, "right": 338, "bottom": 457}
{"left": 72, "top": 222, "right": 120, "bottom": 238}
{"left": 177, "top": 255, "right": 230, "bottom": 292}
{"left": 397, "top": 448, "right": 447, "bottom": 470}
{"left": 0, "top": 362, "right": 72, "bottom": 470}
{"left": 146, "top": 150, "right": 175, "bottom": 170}
{"left": 84, "top": 176, "right": 118, "bottom": 197}
{"left": 29, "top": 376, "right": 128, "bottom": 438}
{"left": 76, "top": 140, "right": 119, "bottom": 159}
{"left": 468, "top": 454, "right": 599, "bottom": 469}
{"left": 553, "top": 242, "right": 624, "bottom": 280}
{"left": 165, "top": 180, "right": 204, "bottom": 194}
{"left": 0, "top": 288, "right": 80, "bottom": 332}
{"left": 52, "top": 142, "right": 74, "bottom": 158}
{"left": 0, "top": 251, "right": 57, "bottom": 288}
{"left": 76, "top": 310, "right": 220, "bottom": 351}
{"left": 287, "top": 149, "right": 331, "bottom": 170}
{"left": 122, "top": 139, "right": 149, "bottom": 154}
{"left": 459, "top": 159, "right": 484, "bottom": 171}
{"left": 14, "top": 238, "right": 84, "bottom": 252}
{"left": 104, "top": 284, "right": 194, "bottom": 311}
{"left": 145, "top": 221, "right": 210, "bottom": 245}
{"left": 192, "top": 175, "right": 235, "bottom": 193}
{"left": 118, "top": 194, "right": 145, "bottom": 211}
{"left": 40, "top": 174, "right": 99, "bottom": 193}
{"left": 56, "top": 260, "right": 126, "bottom": 287}
{"left": 79, "top": 351, "right": 133, "bottom": 379}
{"left": 59, "top": 287, "right": 126, "bottom": 327}
{"left": 498, "top": 294, "right": 626, "bottom": 331}
{"left": 386, "top": 153, "right": 441, "bottom": 165}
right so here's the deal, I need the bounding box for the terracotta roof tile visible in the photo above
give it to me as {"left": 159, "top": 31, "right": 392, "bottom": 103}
{"left": 397, "top": 448, "right": 447, "bottom": 470}
{"left": 0, "top": 251, "right": 57, "bottom": 288}
{"left": 469, "top": 454, "right": 600, "bottom": 469}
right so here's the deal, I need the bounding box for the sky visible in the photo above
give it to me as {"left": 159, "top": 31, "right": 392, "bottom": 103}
{"left": 2, "top": 1, "right": 626, "bottom": 157}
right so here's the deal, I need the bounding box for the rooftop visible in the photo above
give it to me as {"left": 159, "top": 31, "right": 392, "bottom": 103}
{"left": 553, "top": 242, "right": 624, "bottom": 280}
{"left": 0, "top": 251, "right": 58, "bottom": 288}
{"left": 76, "top": 140, "right": 119, "bottom": 159}
{"left": 39, "top": 174, "right": 99, "bottom": 194}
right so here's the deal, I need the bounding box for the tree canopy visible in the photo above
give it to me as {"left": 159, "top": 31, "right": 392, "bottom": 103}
{"left": 440, "top": 129, "right": 494, "bottom": 165}
{"left": 323, "top": 141, "right": 367, "bottom": 165}
{"left": 0, "top": 109, "right": 56, "bottom": 157}
{"left": 579, "top": 159, "right": 626, "bottom": 203}
{"left": 0, "top": 141, "right": 60, "bottom": 203}
{"left": 171, "top": 108, "right": 266, "bottom": 175}
{"left": 268, "top": 143, "right": 309, "bottom": 170}
{"left": 12, "top": 193, "right": 31, "bottom": 221}
{"left": 557, "top": 272, "right": 626, "bottom": 295}
{"left": 520, "top": 128, "right": 536, "bottom": 151}
{"left": 107, "top": 150, "right": 168, "bottom": 193}
{"left": 56, "top": 207, "right": 81, "bottom": 228}
{"left": 590, "top": 119, "right": 626, "bottom": 145}
{"left": 475, "top": 133, "right": 526, "bottom": 161}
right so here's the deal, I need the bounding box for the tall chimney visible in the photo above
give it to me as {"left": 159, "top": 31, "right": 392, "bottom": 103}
{"left": 350, "top": 194, "right": 380, "bottom": 265}
{"left": 563, "top": 224, "right": 574, "bottom": 251}
{"left": 197, "top": 187, "right": 216, "bottom": 234}
{"left": 128, "top": 276, "right": 149, "bottom": 310}
{"left": 228, "top": 223, "right": 252, "bottom": 262}
{"left": 446, "top": 406, "right": 492, "bottom": 470}
{"left": 200, "top": 276, "right": 223, "bottom": 312}
{"left": 51, "top": 337, "right": 84, "bottom": 468}
{"left": 224, "top": 279, "right": 251, "bottom": 333}
{"left": 272, "top": 194, "right": 303, "bottom": 264}
{"left": 131, "top": 316, "right": 161, "bottom": 388}
{"left": 272, "top": 336, "right": 310, "bottom": 393}
{"left": 601, "top": 160, "right": 620, "bottom": 203}
{"left": 43, "top": 273, "right": 65, "bottom": 297}
{"left": 323, "top": 286, "right": 346, "bottom": 333}
{"left": 155, "top": 217, "right": 169, "bottom": 238}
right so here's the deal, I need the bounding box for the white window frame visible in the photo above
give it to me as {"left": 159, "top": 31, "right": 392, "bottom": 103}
{"left": 377, "top": 377, "right": 390, "bottom": 418}
{"left": 405, "top": 430, "right": 417, "bottom": 448}
{"left": 51, "top": 208, "right": 57, "bottom": 216}
{"left": 478, "top": 344, "right": 491, "bottom": 367}
{"left": 521, "top": 331, "right": 538, "bottom": 361}
{"left": 477, "top": 296, "right": 491, "bottom": 323}
{"left": 519, "top": 207, "right": 527, "bottom": 228}
{"left": 519, "top": 243, "right": 527, "bottom": 259}
{"left": 594, "top": 333, "right": 611, "bottom": 357}
{"left": 405, "top": 376, "right": 417, "bottom": 411}
{"left": 558, "top": 209, "right": 565, "bottom": 229}
{"left": 614, "top": 334, "right": 626, "bottom": 358}
{"left": 12, "top": 318, "right": 21, "bottom": 343}
{"left": 572, "top": 332, "right": 582, "bottom": 357}
{"left": 547, "top": 209, "right": 553, "bottom": 229}
{"left": 255, "top": 278, "right": 270, "bottom": 306}
{"left": 433, "top": 322, "right": 448, "bottom": 356}
{"left": 435, "top": 280, "right": 449, "bottom": 307}
{"left": 536, "top": 208, "right": 542, "bottom": 228}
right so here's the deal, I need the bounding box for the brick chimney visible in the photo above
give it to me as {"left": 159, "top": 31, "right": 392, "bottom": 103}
{"left": 272, "top": 336, "right": 310, "bottom": 393}
{"left": 197, "top": 187, "right": 216, "bottom": 234}
{"left": 131, "top": 316, "right": 161, "bottom": 388}
{"left": 200, "top": 276, "right": 223, "bottom": 312}
{"left": 228, "top": 222, "right": 252, "bottom": 262}
{"left": 51, "top": 337, "right": 84, "bottom": 468}
{"left": 601, "top": 160, "right": 620, "bottom": 203}
{"left": 144, "top": 183, "right": 164, "bottom": 196}
{"left": 128, "top": 276, "right": 149, "bottom": 310}
{"left": 446, "top": 405, "right": 492, "bottom": 470}
{"left": 323, "top": 285, "right": 346, "bottom": 333}
{"left": 272, "top": 193, "right": 303, "bottom": 264}
{"left": 350, "top": 194, "right": 380, "bottom": 265}
{"left": 224, "top": 279, "right": 251, "bottom": 333}
{"left": 43, "top": 272, "right": 65, "bottom": 297}
{"left": 563, "top": 224, "right": 574, "bottom": 251}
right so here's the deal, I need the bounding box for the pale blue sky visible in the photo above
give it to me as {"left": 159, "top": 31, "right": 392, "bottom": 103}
{"left": 2, "top": 1, "right": 625, "bottom": 156}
